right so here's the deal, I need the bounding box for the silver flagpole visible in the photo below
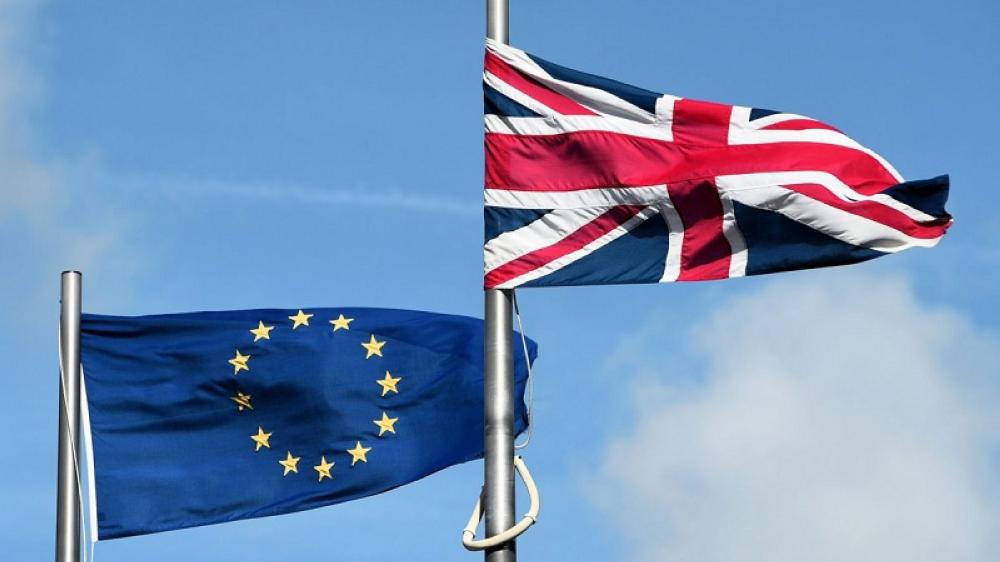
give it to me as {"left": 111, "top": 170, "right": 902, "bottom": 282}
{"left": 56, "top": 271, "right": 81, "bottom": 562}
{"left": 484, "top": 3, "right": 516, "bottom": 561}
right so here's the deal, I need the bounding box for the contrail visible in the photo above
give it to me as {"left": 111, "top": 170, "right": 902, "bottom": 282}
{"left": 120, "top": 173, "right": 480, "bottom": 219}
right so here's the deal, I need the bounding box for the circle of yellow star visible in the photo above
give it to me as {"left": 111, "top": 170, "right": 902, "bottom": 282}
{"left": 361, "top": 335, "right": 386, "bottom": 359}
{"left": 230, "top": 391, "right": 253, "bottom": 411}
{"left": 228, "top": 349, "right": 250, "bottom": 374}
{"left": 250, "top": 321, "right": 274, "bottom": 342}
{"left": 329, "top": 314, "right": 354, "bottom": 332}
{"left": 376, "top": 371, "right": 402, "bottom": 396}
{"left": 346, "top": 441, "right": 371, "bottom": 466}
{"left": 313, "top": 456, "right": 335, "bottom": 481}
{"left": 373, "top": 412, "right": 399, "bottom": 437}
{"left": 250, "top": 426, "right": 272, "bottom": 451}
{"left": 288, "top": 309, "right": 313, "bottom": 329}
{"left": 279, "top": 451, "right": 300, "bottom": 476}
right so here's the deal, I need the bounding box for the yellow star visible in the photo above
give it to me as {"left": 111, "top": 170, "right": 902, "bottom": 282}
{"left": 250, "top": 321, "right": 274, "bottom": 342}
{"left": 230, "top": 391, "right": 253, "bottom": 411}
{"left": 228, "top": 349, "right": 250, "bottom": 375}
{"left": 361, "top": 334, "right": 386, "bottom": 359}
{"left": 373, "top": 412, "right": 399, "bottom": 437}
{"left": 313, "top": 456, "right": 335, "bottom": 481}
{"left": 329, "top": 314, "right": 354, "bottom": 332}
{"left": 376, "top": 371, "right": 402, "bottom": 397}
{"left": 288, "top": 309, "right": 313, "bottom": 329}
{"left": 250, "top": 426, "right": 272, "bottom": 451}
{"left": 346, "top": 441, "right": 371, "bottom": 466}
{"left": 279, "top": 451, "right": 300, "bottom": 476}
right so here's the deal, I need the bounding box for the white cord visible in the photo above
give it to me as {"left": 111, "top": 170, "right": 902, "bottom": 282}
{"left": 57, "top": 325, "right": 95, "bottom": 562}
{"left": 512, "top": 292, "right": 534, "bottom": 450}
{"left": 461, "top": 456, "right": 541, "bottom": 550}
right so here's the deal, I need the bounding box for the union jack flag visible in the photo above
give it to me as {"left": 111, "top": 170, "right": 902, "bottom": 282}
{"left": 483, "top": 39, "right": 951, "bottom": 289}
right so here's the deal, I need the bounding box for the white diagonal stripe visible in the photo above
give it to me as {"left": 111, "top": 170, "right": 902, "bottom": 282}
{"left": 716, "top": 171, "right": 937, "bottom": 223}
{"left": 727, "top": 126, "right": 904, "bottom": 183}
{"left": 492, "top": 206, "right": 661, "bottom": 288}
{"left": 484, "top": 70, "right": 560, "bottom": 117}
{"left": 485, "top": 207, "right": 610, "bottom": 272}
{"left": 486, "top": 38, "right": 657, "bottom": 124}
{"left": 723, "top": 183, "right": 943, "bottom": 252}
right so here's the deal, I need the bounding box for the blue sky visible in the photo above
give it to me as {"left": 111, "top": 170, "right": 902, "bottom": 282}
{"left": 2, "top": 1, "right": 998, "bottom": 560}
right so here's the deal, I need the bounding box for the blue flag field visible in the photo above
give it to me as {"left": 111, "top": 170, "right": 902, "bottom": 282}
{"left": 80, "top": 307, "right": 536, "bottom": 540}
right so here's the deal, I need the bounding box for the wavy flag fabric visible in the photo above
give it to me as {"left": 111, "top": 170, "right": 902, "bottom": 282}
{"left": 79, "top": 307, "right": 536, "bottom": 540}
{"left": 483, "top": 39, "right": 952, "bottom": 288}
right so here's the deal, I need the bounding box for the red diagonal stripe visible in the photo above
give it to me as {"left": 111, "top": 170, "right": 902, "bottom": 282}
{"left": 783, "top": 183, "right": 952, "bottom": 239}
{"left": 484, "top": 205, "right": 647, "bottom": 288}
{"left": 485, "top": 52, "right": 596, "bottom": 116}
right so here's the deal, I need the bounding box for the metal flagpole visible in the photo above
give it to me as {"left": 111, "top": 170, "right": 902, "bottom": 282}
{"left": 56, "top": 271, "right": 81, "bottom": 562}
{"left": 484, "top": 4, "right": 516, "bottom": 561}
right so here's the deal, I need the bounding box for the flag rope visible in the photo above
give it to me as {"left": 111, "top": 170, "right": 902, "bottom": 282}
{"left": 461, "top": 455, "right": 540, "bottom": 550}
{"left": 57, "top": 325, "right": 95, "bottom": 562}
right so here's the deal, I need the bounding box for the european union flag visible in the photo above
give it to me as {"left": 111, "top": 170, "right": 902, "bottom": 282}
{"left": 80, "top": 307, "right": 536, "bottom": 540}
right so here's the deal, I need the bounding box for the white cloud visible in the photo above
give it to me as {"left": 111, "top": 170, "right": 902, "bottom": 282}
{"left": 0, "top": 0, "right": 476, "bottom": 326}
{"left": 0, "top": 1, "right": 143, "bottom": 321}
{"left": 0, "top": 0, "right": 50, "bottom": 220}
{"left": 591, "top": 273, "right": 1000, "bottom": 562}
